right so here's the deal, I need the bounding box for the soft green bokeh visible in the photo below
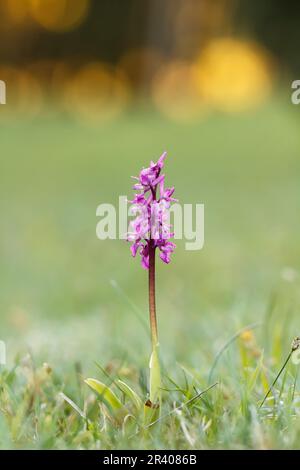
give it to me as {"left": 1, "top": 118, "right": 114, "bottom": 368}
{"left": 1, "top": 100, "right": 300, "bottom": 448}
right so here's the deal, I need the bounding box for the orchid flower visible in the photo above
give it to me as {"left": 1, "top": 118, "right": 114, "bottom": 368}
{"left": 127, "top": 151, "right": 176, "bottom": 270}
{"left": 127, "top": 152, "right": 177, "bottom": 414}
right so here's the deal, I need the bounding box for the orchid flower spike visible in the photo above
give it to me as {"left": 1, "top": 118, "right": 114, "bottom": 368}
{"left": 127, "top": 152, "right": 177, "bottom": 269}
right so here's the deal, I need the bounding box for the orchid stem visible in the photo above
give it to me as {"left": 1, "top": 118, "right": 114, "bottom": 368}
{"left": 149, "top": 242, "right": 158, "bottom": 347}
{"left": 148, "top": 241, "right": 161, "bottom": 408}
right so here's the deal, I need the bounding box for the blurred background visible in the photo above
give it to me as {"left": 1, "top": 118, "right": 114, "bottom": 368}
{"left": 0, "top": 0, "right": 300, "bottom": 379}
{"left": 2, "top": 0, "right": 300, "bottom": 121}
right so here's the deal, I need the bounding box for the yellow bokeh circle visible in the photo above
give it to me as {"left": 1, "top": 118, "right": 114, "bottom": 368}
{"left": 194, "top": 38, "right": 274, "bottom": 112}
{"left": 28, "top": 0, "right": 90, "bottom": 32}
{"left": 63, "top": 62, "right": 130, "bottom": 125}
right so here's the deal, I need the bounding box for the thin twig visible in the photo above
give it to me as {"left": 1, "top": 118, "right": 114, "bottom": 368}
{"left": 259, "top": 351, "right": 292, "bottom": 409}
{"left": 260, "top": 337, "right": 300, "bottom": 408}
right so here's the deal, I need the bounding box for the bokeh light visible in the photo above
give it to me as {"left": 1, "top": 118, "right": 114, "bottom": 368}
{"left": 63, "top": 62, "right": 130, "bottom": 125}
{"left": 26, "top": 60, "right": 74, "bottom": 115}
{"left": 194, "top": 38, "right": 274, "bottom": 112}
{"left": 28, "top": 0, "right": 90, "bottom": 32}
{"left": 151, "top": 61, "right": 207, "bottom": 122}
{"left": 2, "top": 0, "right": 31, "bottom": 24}
{"left": 0, "top": 65, "right": 44, "bottom": 119}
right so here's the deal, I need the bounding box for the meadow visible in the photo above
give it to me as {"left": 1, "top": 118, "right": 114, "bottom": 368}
{"left": 0, "top": 98, "right": 300, "bottom": 449}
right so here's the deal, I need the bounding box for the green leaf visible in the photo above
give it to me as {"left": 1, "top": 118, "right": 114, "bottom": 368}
{"left": 117, "top": 380, "right": 143, "bottom": 410}
{"left": 149, "top": 345, "right": 161, "bottom": 406}
{"left": 85, "top": 378, "right": 124, "bottom": 412}
{"left": 60, "top": 392, "right": 87, "bottom": 420}
{"left": 143, "top": 344, "right": 161, "bottom": 427}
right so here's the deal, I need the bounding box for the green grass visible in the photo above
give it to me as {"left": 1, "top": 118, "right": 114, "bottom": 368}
{"left": 1, "top": 99, "right": 300, "bottom": 449}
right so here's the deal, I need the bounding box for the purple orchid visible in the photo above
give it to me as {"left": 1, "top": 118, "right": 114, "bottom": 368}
{"left": 127, "top": 152, "right": 177, "bottom": 270}
{"left": 126, "top": 151, "right": 177, "bottom": 409}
